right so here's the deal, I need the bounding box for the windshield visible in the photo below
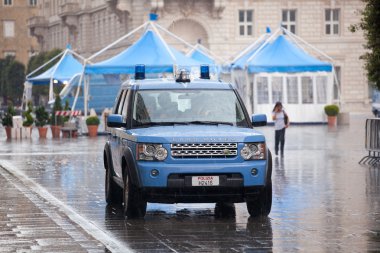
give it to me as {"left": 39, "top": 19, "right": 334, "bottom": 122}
{"left": 132, "top": 89, "right": 249, "bottom": 128}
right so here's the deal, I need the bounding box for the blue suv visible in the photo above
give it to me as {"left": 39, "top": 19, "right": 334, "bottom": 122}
{"left": 104, "top": 68, "right": 272, "bottom": 218}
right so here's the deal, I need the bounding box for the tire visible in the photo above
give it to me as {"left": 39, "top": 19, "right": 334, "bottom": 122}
{"left": 123, "top": 171, "right": 147, "bottom": 218}
{"left": 246, "top": 150, "right": 272, "bottom": 217}
{"left": 105, "top": 156, "right": 122, "bottom": 205}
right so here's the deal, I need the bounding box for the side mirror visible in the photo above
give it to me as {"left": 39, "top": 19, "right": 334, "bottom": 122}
{"left": 107, "top": 114, "right": 125, "bottom": 128}
{"left": 252, "top": 114, "right": 267, "bottom": 127}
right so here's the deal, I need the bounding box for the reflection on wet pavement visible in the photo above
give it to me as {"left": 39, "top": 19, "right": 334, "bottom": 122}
{"left": 0, "top": 114, "right": 379, "bottom": 252}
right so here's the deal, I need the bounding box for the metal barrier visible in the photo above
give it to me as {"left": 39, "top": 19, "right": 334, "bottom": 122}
{"left": 359, "top": 118, "right": 380, "bottom": 165}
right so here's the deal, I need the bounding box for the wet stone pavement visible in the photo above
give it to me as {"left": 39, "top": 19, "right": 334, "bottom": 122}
{"left": 0, "top": 113, "right": 379, "bottom": 252}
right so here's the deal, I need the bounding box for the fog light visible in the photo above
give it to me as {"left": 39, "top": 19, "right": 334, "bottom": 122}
{"left": 151, "top": 169, "right": 159, "bottom": 177}
{"left": 251, "top": 168, "right": 258, "bottom": 176}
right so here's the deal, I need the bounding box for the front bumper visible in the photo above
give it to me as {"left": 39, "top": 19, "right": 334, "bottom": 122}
{"left": 136, "top": 160, "right": 268, "bottom": 187}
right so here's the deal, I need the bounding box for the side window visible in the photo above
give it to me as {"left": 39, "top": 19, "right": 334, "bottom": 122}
{"left": 113, "top": 90, "right": 125, "bottom": 114}
{"left": 117, "top": 90, "right": 128, "bottom": 115}
{"left": 121, "top": 90, "right": 130, "bottom": 118}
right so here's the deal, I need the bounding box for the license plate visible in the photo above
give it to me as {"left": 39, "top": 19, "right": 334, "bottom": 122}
{"left": 191, "top": 176, "right": 219, "bottom": 186}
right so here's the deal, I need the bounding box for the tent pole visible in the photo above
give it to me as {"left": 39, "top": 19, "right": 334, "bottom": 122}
{"left": 231, "top": 33, "right": 268, "bottom": 63}
{"left": 245, "top": 70, "right": 252, "bottom": 115}
{"left": 83, "top": 74, "right": 89, "bottom": 117}
{"left": 48, "top": 49, "right": 70, "bottom": 102}
{"left": 193, "top": 43, "right": 226, "bottom": 64}
{"left": 87, "top": 22, "right": 148, "bottom": 61}
{"left": 156, "top": 22, "right": 227, "bottom": 64}
{"left": 155, "top": 23, "right": 199, "bottom": 50}
{"left": 283, "top": 28, "right": 308, "bottom": 53}
{"left": 185, "top": 44, "right": 198, "bottom": 56}
{"left": 245, "top": 28, "right": 282, "bottom": 66}
{"left": 149, "top": 22, "right": 177, "bottom": 62}
{"left": 26, "top": 51, "right": 65, "bottom": 79}
{"left": 283, "top": 28, "right": 334, "bottom": 62}
{"left": 332, "top": 65, "right": 342, "bottom": 106}
{"left": 71, "top": 60, "right": 87, "bottom": 117}
{"left": 154, "top": 22, "right": 227, "bottom": 64}
{"left": 69, "top": 49, "right": 87, "bottom": 62}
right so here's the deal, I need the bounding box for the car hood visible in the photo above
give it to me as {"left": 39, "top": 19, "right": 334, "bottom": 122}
{"left": 127, "top": 125, "right": 265, "bottom": 143}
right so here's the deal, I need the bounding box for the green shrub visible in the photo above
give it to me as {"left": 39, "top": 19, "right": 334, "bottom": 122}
{"left": 22, "top": 101, "right": 34, "bottom": 127}
{"left": 1, "top": 103, "right": 16, "bottom": 127}
{"left": 86, "top": 116, "right": 100, "bottom": 125}
{"left": 35, "top": 106, "right": 49, "bottom": 127}
{"left": 51, "top": 94, "right": 63, "bottom": 126}
{"left": 324, "top": 104, "right": 339, "bottom": 116}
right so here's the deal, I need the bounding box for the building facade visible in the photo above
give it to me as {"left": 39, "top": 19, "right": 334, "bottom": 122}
{"left": 0, "top": 0, "right": 39, "bottom": 65}
{"left": 28, "top": 0, "right": 368, "bottom": 112}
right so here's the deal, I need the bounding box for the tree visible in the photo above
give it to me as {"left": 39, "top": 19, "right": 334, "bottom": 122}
{"left": 27, "top": 48, "right": 62, "bottom": 74}
{"left": 350, "top": 0, "right": 380, "bottom": 89}
{"left": 26, "top": 49, "right": 62, "bottom": 105}
{"left": 0, "top": 56, "right": 25, "bottom": 105}
{"left": 6, "top": 60, "right": 25, "bottom": 105}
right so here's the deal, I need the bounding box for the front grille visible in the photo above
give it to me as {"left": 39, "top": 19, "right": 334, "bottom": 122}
{"left": 171, "top": 143, "right": 238, "bottom": 159}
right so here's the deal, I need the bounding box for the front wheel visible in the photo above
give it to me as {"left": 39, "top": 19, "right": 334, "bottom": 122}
{"left": 123, "top": 171, "right": 147, "bottom": 218}
{"left": 246, "top": 180, "right": 272, "bottom": 217}
{"left": 247, "top": 150, "right": 272, "bottom": 217}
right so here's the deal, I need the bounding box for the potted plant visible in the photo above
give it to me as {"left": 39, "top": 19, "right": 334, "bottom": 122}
{"left": 1, "top": 103, "right": 16, "bottom": 139}
{"left": 22, "top": 101, "right": 34, "bottom": 136}
{"left": 35, "top": 106, "right": 49, "bottom": 138}
{"left": 324, "top": 104, "right": 339, "bottom": 127}
{"left": 50, "top": 94, "right": 63, "bottom": 138}
{"left": 86, "top": 115, "right": 100, "bottom": 137}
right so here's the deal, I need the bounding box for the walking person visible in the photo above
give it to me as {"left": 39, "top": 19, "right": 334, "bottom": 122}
{"left": 272, "top": 102, "right": 289, "bottom": 156}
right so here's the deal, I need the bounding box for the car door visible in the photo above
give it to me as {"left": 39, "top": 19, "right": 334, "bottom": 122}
{"left": 110, "top": 89, "right": 128, "bottom": 178}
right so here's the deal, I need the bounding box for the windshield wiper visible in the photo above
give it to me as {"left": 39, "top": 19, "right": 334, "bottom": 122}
{"left": 135, "top": 122, "right": 189, "bottom": 127}
{"left": 187, "top": 121, "right": 234, "bottom": 126}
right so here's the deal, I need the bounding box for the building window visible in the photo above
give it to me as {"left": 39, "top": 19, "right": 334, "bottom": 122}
{"left": 4, "top": 51, "right": 16, "bottom": 58}
{"left": 282, "top": 9, "right": 297, "bottom": 34}
{"left": 3, "top": 20, "right": 15, "bottom": 37}
{"left": 3, "top": 0, "right": 12, "bottom": 5}
{"left": 29, "top": 0, "right": 37, "bottom": 6}
{"left": 325, "top": 9, "right": 340, "bottom": 35}
{"left": 238, "top": 10, "right": 253, "bottom": 36}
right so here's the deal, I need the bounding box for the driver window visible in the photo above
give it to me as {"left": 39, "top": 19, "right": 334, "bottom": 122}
{"left": 113, "top": 90, "right": 125, "bottom": 114}
{"left": 121, "top": 90, "right": 130, "bottom": 118}
{"left": 117, "top": 91, "right": 127, "bottom": 115}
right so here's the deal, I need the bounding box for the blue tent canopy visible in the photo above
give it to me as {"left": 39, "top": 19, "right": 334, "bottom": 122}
{"left": 189, "top": 48, "right": 215, "bottom": 65}
{"left": 246, "top": 35, "right": 332, "bottom": 73}
{"left": 232, "top": 35, "right": 332, "bottom": 73}
{"left": 231, "top": 42, "right": 264, "bottom": 70}
{"left": 27, "top": 53, "right": 83, "bottom": 85}
{"left": 85, "top": 30, "right": 202, "bottom": 74}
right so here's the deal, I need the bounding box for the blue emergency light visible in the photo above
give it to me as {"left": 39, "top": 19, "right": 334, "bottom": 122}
{"left": 200, "top": 65, "right": 210, "bottom": 79}
{"left": 135, "top": 65, "right": 145, "bottom": 80}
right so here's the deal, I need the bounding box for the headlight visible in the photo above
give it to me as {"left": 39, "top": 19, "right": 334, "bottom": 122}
{"left": 137, "top": 144, "right": 168, "bottom": 161}
{"left": 240, "top": 143, "right": 266, "bottom": 160}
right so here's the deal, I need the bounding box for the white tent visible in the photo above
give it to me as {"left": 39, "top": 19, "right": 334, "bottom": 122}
{"left": 231, "top": 27, "right": 339, "bottom": 123}
{"left": 23, "top": 45, "right": 85, "bottom": 107}
{"left": 73, "top": 14, "right": 217, "bottom": 117}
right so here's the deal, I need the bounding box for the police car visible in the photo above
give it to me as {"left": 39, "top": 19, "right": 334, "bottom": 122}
{"left": 104, "top": 65, "right": 272, "bottom": 218}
